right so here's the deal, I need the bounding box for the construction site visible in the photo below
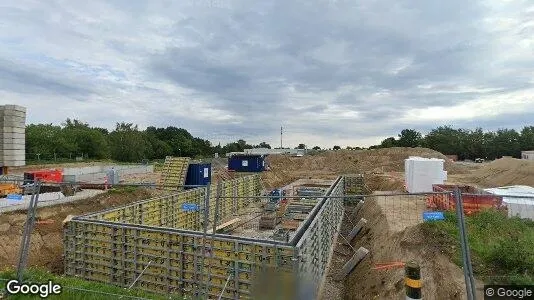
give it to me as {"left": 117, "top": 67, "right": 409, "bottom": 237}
{"left": 1, "top": 104, "right": 534, "bottom": 299}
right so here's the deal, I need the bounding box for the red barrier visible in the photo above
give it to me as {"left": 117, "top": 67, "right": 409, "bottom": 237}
{"left": 426, "top": 184, "right": 504, "bottom": 215}
{"left": 24, "top": 169, "right": 63, "bottom": 183}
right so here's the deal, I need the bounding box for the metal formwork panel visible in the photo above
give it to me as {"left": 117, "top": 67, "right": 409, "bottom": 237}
{"left": 64, "top": 174, "right": 341, "bottom": 299}
{"left": 85, "top": 188, "right": 206, "bottom": 230}
{"left": 64, "top": 219, "right": 296, "bottom": 299}
{"left": 159, "top": 157, "right": 191, "bottom": 191}
{"left": 295, "top": 177, "right": 345, "bottom": 298}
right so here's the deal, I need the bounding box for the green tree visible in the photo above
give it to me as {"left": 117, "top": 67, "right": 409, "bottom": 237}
{"left": 297, "top": 143, "right": 306, "bottom": 149}
{"left": 109, "top": 123, "right": 149, "bottom": 162}
{"left": 62, "top": 119, "right": 110, "bottom": 159}
{"left": 380, "top": 137, "right": 397, "bottom": 148}
{"left": 333, "top": 145, "right": 341, "bottom": 150}
{"left": 25, "top": 124, "right": 76, "bottom": 159}
{"left": 258, "top": 142, "right": 271, "bottom": 149}
{"left": 312, "top": 146, "right": 321, "bottom": 150}
{"left": 493, "top": 129, "right": 521, "bottom": 158}
{"left": 520, "top": 126, "right": 534, "bottom": 151}
{"left": 423, "top": 126, "right": 464, "bottom": 156}
{"left": 397, "top": 129, "right": 422, "bottom": 147}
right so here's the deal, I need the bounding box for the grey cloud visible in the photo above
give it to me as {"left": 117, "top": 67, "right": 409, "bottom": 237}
{"left": 0, "top": 59, "right": 93, "bottom": 96}
{"left": 1, "top": 0, "right": 533, "bottom": 147}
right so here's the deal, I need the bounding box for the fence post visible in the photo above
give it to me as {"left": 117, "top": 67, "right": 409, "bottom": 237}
{"left": 453, "top": 188, "right": 476, "bottom": 300}
{"left": 17, "top": 181, "right": 41, "bottom": 282}
{"left": 405, "top": 261, "right": 422, "bottom": 300}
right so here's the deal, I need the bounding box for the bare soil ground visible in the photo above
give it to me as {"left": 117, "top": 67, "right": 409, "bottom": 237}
{"left": 465, "top": 157, "right": 534, "bottom": 188}
{"left": 0, "top": 189, "right": 153, "bottom": 273}
{"left": 321, "top": 198, "right": 484, "bottom": 300}
{"left": 263, "top": 147, "right": 469, "bottom": 191}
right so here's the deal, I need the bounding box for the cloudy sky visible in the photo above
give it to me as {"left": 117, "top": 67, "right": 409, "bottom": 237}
{"left": 1, "top": 0, "right": 533, "bottom": 148}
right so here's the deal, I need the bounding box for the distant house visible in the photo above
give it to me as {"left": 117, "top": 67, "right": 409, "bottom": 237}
{"left": 521, "top": 151, "right": 534, "bottom": 160}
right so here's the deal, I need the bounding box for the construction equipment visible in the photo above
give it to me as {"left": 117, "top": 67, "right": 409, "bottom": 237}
{"left": 0, "top": 183, "right": 22, "bottom": 197}
{"left": 264, "top": 189, "right": 286, "bottom": 211}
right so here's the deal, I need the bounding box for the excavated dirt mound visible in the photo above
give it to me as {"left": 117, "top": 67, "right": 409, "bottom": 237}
{"left": 263, "top": 147, "right": 467, "bottom": 190}
{"left": 267, "top": 147, "right": 463, "bottom": 175}
{"left": 468, "top": 158, "right": 534, "bottom": 188}
{"left": 0, "top": 189, "right": 152, "bottom": 274}
{"left": 321, "top": 198, "right": 484, "bottom": 300}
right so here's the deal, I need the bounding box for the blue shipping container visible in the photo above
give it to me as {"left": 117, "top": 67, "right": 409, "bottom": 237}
{"left": 185, "top": 163, "right": 211, "bottom": 189}
{"left": 228, "top": 155, "right": 265, "bottom": 172}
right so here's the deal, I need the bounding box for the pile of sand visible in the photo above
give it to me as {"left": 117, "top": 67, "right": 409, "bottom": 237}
{"left": 469, "top": 158, "right": 534, "bottom": 188}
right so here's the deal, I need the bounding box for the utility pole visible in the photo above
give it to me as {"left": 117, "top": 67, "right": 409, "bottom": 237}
{"left": 280, "top": 126, "right": 283, "bottom": 149}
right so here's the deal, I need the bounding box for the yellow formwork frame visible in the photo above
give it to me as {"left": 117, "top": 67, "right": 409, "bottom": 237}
{"left": 64, "top": 218, "right": 296, "bottom": 299}
{"left": 65, "top": 174, "right": 341, "bottom": 299}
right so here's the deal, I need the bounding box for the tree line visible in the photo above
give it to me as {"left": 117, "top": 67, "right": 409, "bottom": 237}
{"left": 25, "top": 120, "right": 534, "bottom": 162}
{"left": 369, "top": 126, "right": 534, "bottom": 160}
{"left": 25, "top": 119, "right": 275, "bottom": 162}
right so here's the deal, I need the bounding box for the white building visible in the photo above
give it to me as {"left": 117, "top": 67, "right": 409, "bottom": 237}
{"left": 484, "top": 185, "right": 534, "bottom": 220}
{"left": 404, "top": 157, "right": 447, "bottom": 193}
{"left": 521, "top": 151, "right": 534, "bottom": 160}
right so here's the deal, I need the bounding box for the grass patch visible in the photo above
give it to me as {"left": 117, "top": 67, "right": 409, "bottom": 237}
{"left": 422, "top": 209, "right": 534, "bottom": 285}
{"left": 108, "top": 186, "right": 139, "bottom": 194}
{"left": 0, "top": 268, "right": 185, "bottom": 299}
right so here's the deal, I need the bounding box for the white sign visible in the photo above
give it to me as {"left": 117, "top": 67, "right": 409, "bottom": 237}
{"left": 203, "top": 168, "right": 209, "bottom": 178}
{"left": 242, "top": 160, "right": 248, "bottom": 167}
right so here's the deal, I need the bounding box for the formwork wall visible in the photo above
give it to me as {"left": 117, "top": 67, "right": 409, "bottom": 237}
{"left": 64, "top": 220, "right": 296, "bottom": 298}
{"left": 64, "top": 175, "right": 345, "bottom": 299}
{"left": 84, "top": 188, "right": 206, "bottom": 229}
{"left": 295, "top": 176, "right": 345, "bottom": 298}
{"left": 82, "top": 175, "right": 262, "bottom": 230}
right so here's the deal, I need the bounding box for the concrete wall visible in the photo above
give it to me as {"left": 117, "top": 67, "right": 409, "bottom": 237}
{"left": 62, "top": 164, "right": 154, "bottom": 183}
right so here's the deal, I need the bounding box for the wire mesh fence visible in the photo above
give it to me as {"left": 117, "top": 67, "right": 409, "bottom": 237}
{"left": 2, "top": 173, "right": 534, "bottom": 299}
{"left": 338, "top": 187, "right": 534, "bottom": 299}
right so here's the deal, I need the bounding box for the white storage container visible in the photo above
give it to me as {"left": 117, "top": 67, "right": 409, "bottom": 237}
{"left": 405, "top": 157, "right": 446, "bottom": 193}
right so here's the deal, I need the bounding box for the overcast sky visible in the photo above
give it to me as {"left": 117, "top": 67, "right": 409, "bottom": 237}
{"left": 1, "top": 1, "right": 533, "bottom": 148}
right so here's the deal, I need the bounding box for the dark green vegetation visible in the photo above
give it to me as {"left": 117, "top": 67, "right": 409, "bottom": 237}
{"left": 26, "top": 119, "right": 534, "bottom": 162}
{"left": 0, "top": 268, "right": 183, "bottom": 299}
{"left": 25, "top": 119, "right": 273, "bottom": 162}
{"left": 372, "top": 126, "right": 534, "bottom": 160}
{"left": 422, "top": 210, "right": 534, "bottom": 285}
